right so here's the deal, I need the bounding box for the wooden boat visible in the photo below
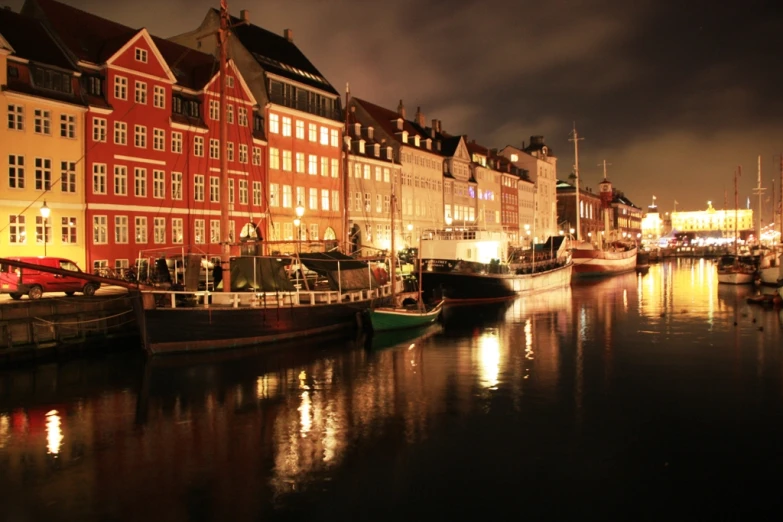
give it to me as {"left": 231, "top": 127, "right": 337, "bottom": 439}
{"left": 718, "top": 167, "right": 755, "bottom": 285}
{"left": 419, "top": 229, "right": 572, "bottom": 303}
{"left": 572, "top": 241, "right": 638, "bottom": 277}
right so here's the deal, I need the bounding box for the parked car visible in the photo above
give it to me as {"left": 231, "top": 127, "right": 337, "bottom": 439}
{"left": 0, "top": 257, "right": 99, "bottom": 300}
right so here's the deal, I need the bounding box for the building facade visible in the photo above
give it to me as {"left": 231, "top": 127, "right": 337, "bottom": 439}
{"left": 671, "top": 202, "right": 754, "bottom": 238}
{"left": 556, "top": 179, "right": 603, "bottom": 243}
{"left": 466, "top": 142, "right": 502, "bottom": 234}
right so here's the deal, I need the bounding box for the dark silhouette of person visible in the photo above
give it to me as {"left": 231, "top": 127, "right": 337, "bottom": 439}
{"left": 212, "top": 263, "right": 223, "bottom": 290}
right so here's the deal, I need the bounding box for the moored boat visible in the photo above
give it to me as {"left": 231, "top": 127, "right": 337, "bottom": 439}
{"left": 572, "top": 241, "right": 638, "bottom": 277}
{"left": 717, "top": 167, "right": 755, "bottom": 285}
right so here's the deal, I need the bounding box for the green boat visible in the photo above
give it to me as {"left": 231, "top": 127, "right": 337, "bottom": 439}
{"left": 365, "top": 322, "right": 441, "bottom": 351}
{"left": 368, "top": 300, "right": 443, "bottom": 332}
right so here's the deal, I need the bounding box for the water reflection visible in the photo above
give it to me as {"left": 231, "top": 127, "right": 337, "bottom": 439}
{"left": 0, "top": 260, "right": 782, "bottom": 520}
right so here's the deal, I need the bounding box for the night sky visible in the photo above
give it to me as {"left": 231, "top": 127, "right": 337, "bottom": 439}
{"left": 8, "top": 0, "right": 783, "bottom": 216}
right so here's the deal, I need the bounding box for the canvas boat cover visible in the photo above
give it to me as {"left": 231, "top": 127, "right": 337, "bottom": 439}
{"left": 298, "top": 252, "right": 379, "bottom": 291}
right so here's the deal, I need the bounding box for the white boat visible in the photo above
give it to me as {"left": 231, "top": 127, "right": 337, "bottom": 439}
{"left": 758, "top": 249, "right": 782, "bottom": 286}
{"left": 572, "top": 241, "right": 638, "bottom": 276}
{"left": 718, "top": 167, "right": 755, "bottom": 285}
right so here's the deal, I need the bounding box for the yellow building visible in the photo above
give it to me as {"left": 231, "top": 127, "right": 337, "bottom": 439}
{"left": 670, "top": 201, "right": 753, "bottom": 239}
{"left": 0, "top": 10, "right": 87, "bottom": 267}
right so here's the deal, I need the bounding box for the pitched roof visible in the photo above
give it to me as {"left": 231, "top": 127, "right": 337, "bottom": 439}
{"left": 353, "top": 98, "right": 436, "bottom": 150}
{"left": 30, "top": 0, "right": 219, "bottom": 90}
{"left": 225, "top": 10, "right": 337, "bottom": 95}
{"left": 0, "top": 6, "right": 74, "bottom": 70}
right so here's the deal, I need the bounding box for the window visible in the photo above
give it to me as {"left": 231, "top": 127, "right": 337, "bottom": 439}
{"left": 210, "top": 176, "right": 219, "bottom": 202}
{"left": 209, "top": 139, "right": 219, "bottom": 159}
{"left": 331, "top": 158, "right": 339, "bottom": 178}
{"left": 114, "top": 76, "right": 127, "bottom": 100}
{"left": 91, "top": 163, "right": 107, "bottom": 194}
{"left": 172, "top": 131, "right": 182, "bottom": 153}
{"left": 383, "top": 195, "right": 390, "bottom": 214}
{"left": 252, "top": 147, "right": 261, "bottom": 166}
{"left": 322, "top": 189, "right": 330, "bottom": 211}
{"left": 308, "top": 123, "right": 316, "bottom": 142}
{"left": 310, "top": 223, "right": 319, "bottom": 240}
{"left": 309, "top": 188, "right": 317, "bottom": 210}
{"left": 152, "top": 128, "right": 165, "bottom": 151}
{"left": 135, "top": 81, "right": 147, "bottom": 104}
{"left": 229, "top": 178, "right": 235, "bottom": 204}
{"left": 330, "top": 128, "right": 339, "bottom": 147}
{"left": 7, "top": 104, "right": 24, "bottom": 130}
{"left": 282, "top": 150, "right": 292, "bottom": 171}
{"left": 61, "top": 217, "right": 77, "bottom": 244}
{"left": 114, "top": 165, "right": 127, "bottom": 195}
{"left": 153, "top": 86, "right": 165, "bottom": 108}
{"left": 227, "top": 142, "right": 234, "bottom": 162}
{"left": 35, "top": 216, "right": 51, "bottom": 246}
{"left": 134, "top": 167, "right": 147, "bottom": 197}
{"left": 194, "top": 136, "right": 204, "bottom": 157}
{"left": 9, "top": 155, "right": 24, "bottom": 189}
{"left": 332, "top": 190, "right": 340, "bottom": 211}
{"left": 115, "top": 216, "right": 128, "bottom": 243}
{"left": 60, "top": 161, "right": 76, "bottom": 193}
{"left": 135, "top": 48, "right": 148, "bottom": 63}
{"left": 134, "top": 125, "right": 146, "bottom": 148}
{"left": 283, "top": 222, "right": 292, "bottom": 240}
{"left": 321, "top": 157, "right": 328, "bottom": 177}
{"left": 114, "top": 121, "right": 127, "bottom": 145}
{"left": 171, "top": 172, "right": 182, "bottom": 200}
{"left": 308, "top": 154, "right": 317, "bottom": 175}
{"left": 376, "top": 194, "right": 382, "bottom": 213}
{"left": 295, "top": 186, "right": 305, "bottom": 209}
{"left": 60, "top": 114, "right": 76, "bottom": 138}
{"left": 93, "top": 215, "right": 107, "bottom": 244}
{"left": 194, "top": 174, "right": 205, "bottom": 201}
{"left": 154, "top": 217, "right": 165, "bottom": 244}
{"left": 210, "top": 220, "right": 220, "bottom": 243}
{"left": 252, "top": 182, "right": 262, "bottom": 206}
{"left": 209, "top": 100, "right": 220, "bottom": 120}
{"left": 269, "top": 183, "right": 279, "bottom": 207}
{"left": 226, "top": 104, "right": 234, "bottom": 124}
{"left": 135, "top": 216, "right": 147, "bottom": 243}
{"left": 239, "top": 179, "right": 248, "bottom": 204}
{"left": 87, "top": 76, "right": 102, "bottom": 96}
{"left": 239, "top": 144, "right": 248, "bottom": 163}
{"left": 269, "top": 113, "right": 279, "bottom": 133}
{"left": 172, "top": 218, "right": 183, "bottom": 244}
{"left": 194, "top": 219, "right": 205, "bottom": 244}
{"left": 363, "top": 165, "right": 370, "bottom": 179}
{"left": 296, "top": 120, "right": 304, "bottom": 139}
{"left": 9, "top": 215, "right": 26, "bottom": 244}
{"left": 354, "top": 164, "right": 360, "bottom": 178}
{"left": 383, "top": 168, "right": 390, "bottom": 183}
{"left": 282, "top": 184, "right": 292, "bottom": 208}
{"left": 153, "top": 169, "right": 165, "bottom": 199}
{"left": 364, "top": 192, "right": 371, "bottom": 211}
{"left": 320, "top": 126, "right": 329, "bottom": 145}
{"left": 93, "top": 118, "right": 107, "bottom": 142}
{"left": 238, "top": 106, "right": 248, "bottom": 126}
{"left": 269, "top": 147, "right": 279, "bottom": 169}
{"left": 282, "top": 116, "right": 292, "bottom": 136}
{"left": 227, "top": 76, "right": 234, "bottom": 88}
{"left": 295, "top": 152, "right": 305, "bottom": 173}
{"left": 375, "top": 167, "right": 382, "bottom": 181}
{"left": 34, "top": 158, "right": 51, "bottom": 190}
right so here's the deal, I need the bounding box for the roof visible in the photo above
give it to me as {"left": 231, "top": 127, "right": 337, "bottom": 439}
{"left": 0, "top": 6, "right": 74, "bottom": 70}
{"left": 353, "top": 97, "right": 438, "bottom": 151}
{"left": 345, "top": 110, "right": 396, "bottom": 164}
{"left": 225, "top": 10, "right": 337, "bottom": 95}
{"left": 29, "top": 0, "right": 219, "bottom": 90}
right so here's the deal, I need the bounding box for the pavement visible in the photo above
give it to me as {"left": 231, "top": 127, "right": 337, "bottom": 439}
{"left": 0, "top": 285, "right": 131, "bottom": 303}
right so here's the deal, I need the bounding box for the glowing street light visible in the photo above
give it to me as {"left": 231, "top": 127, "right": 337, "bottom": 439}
{"left": 40, "top": 200, "right": 50, "bottom": 256}
{"left": 294, "top": 201, "right": 305, "bottom": 252}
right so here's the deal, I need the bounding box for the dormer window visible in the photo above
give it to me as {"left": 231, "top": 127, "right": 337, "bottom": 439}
{"left": 396, "top": 118, "right": 403, "bottom": 131}
{"left": 386, "top": 146, "right": 393, "bottom": 160}
{"left": 359, "top": 139, "right": 365, "bottom": 154}
{"left": 354, "top": 122, "right": 361, "bottom": 136}
{"left": 401, "top": 130, "right": 408, "bottom": 143}
{"left": 367, "top": 127, "right": 374, "bottom": 139}
{"left": 414, "top": 135, "right": 420, "bottom": 147}
{"left": 373, "top": 143, "right": 380, "bottom": 157}
{"left": 510, "top": 153, "right": 519, "bottom": 162}
{"left": 425, "top": 138, "right": 431, "bottom": 150}
{"left": 135, "top": 48, "right": 148, "bottom": 63}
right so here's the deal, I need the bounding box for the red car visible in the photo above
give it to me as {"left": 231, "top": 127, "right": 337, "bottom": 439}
{"left": 0, "top": 257, "right": 99, "bottom": 300}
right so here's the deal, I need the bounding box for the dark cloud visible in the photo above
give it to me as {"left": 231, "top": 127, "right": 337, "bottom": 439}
{"left": 7, "top": 0, "right": 783, "bottom": 214}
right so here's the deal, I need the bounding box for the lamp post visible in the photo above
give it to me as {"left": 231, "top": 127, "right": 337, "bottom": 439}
{"left": 445, "top": 214, "right": 453, "bottom": 227}
{"left": 40, "top": 200, "right": 50, "bottom": 256}
{"left": 294, "top": 202, "right": 305, "bottom": 253}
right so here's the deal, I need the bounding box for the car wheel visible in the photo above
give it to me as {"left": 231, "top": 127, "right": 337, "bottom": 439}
{"left": 64, "top": 291, "right": 75, "bottom": 296}
{"left": 9, "top": 293, "right": 22, "bottom": 300}
{"left": 28, "top": 286, "right": 43, "bottom": 300}
{"left": 83, "top": 284, "right": 97, "bottom": 297}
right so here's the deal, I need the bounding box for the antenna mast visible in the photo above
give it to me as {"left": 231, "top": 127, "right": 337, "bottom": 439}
{"left": 342, "top": 83, "right": 351, "bottom": 252}
{"left": 752, "top": 155, "right": 765, "bottom": 245}
{"left": 218, "top": 0, "right": 230, "bottom": 292}
{"left": 568, "top": 123, "right": 583, "bottom": 242}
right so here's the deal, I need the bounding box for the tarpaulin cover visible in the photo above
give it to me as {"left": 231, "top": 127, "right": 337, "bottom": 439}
{"left": 230, "top": 257, "right": 295, "bottom": 291}
{"left": 298, "top": 252, "right": 378, "bottom": 291}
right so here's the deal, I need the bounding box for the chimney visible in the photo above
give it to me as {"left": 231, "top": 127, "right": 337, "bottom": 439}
{"left": 415, "top": 106, "right": 425, "bottom": 127}
{"left": 240, "top": 9, "right": 250, "bottom": 23}
{"left": 283, "top": 28, "right": 294, "bottom": 42}
{"left": 397, "top": 99, "right": 406, "bottom": 119}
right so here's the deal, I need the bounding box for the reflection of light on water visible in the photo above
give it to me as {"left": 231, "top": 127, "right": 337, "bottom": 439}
{"left": 298, "top": 371, "right": 312, "bottom": 437}
{"left": 256, "top": 373, "right": 279, "bottom": 399}
{"left": 623, "top": 288, "right": 628, "bottom": 310}
{"left": 323, "top": 407, "right": 338, "bottom": 463}
{"left": 524, "top": 319, "right": 534, "bottom": 361}
{"left": 0, "top": 414, "right": 8, "bottom": 449}
{"left": 478, "top": 330, "right": 500, "bottom": 389}
{"left": 45, "top": 410, "right": 62, "bottom": 456}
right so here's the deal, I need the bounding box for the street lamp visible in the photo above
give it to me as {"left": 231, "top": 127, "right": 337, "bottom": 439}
{"left": 294, "top": 201, "right": 305, "bottom": 252}
{"left": 40, "top": 200, "right": 50, "bottom": 256}
{"left": 445, "top": 214, "right": 453, "bottom": 227}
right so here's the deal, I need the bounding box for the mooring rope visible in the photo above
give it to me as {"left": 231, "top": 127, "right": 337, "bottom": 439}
{"left": 32, "top": 309, "right": 135, "bottom": 326}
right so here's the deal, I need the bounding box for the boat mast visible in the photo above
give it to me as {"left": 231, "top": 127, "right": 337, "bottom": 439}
{"left": 568, "top": 123, "right": 583, "bottom": 242}
{"left": 753, "top": 155, "right": 765, "bottom": 245}
{"left": 342, "top": 83, "right": 351, "bottom": 252}
{"left": 734, "top": 166, "right": 740, "bottom": 256}
{"left": 779, "top": 154, "right": 783, "bottom": 243}
{"left": 218, "top": 0, "right": 230, "bottom": 293}
{"left": 390, "top": 180, "right": 396, "bottom": 306}
{"left": 417, "top": 233, "right": 423, "bottom": 310}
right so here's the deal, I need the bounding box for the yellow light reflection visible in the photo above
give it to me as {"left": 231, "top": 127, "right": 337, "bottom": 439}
{"left": 45, "top": 409, "right": 62, "bottom": 456}
{"left": 256, "top": 373, "right": 279, "bottom": 399}
{"left": 0, "top": 414, "right": 8, "bottom": 449}
{"left": 298, "top": 370, "right": 312, "bottom": 437}
{"left": 524, "top": 318, "right": 533, "bottom": 360}
{"left": 478, "top": 330, "right": 500, "bottom": 389}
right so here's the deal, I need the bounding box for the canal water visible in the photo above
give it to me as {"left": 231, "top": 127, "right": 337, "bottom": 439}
{"left": 1, "top": 258, "right": 782, "bottom": 521}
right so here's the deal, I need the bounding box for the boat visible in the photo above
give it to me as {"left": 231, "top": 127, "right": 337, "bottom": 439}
{"left": 635, "top": 250, "right": 651, "bottom": 273}
{"left": 717, "top": 166, "right": 755, "bottom": 285}
{"left": 367, "top": 182, "right": 443, "bottom": 332}
{"left": 135, "top": 2, "right": 390, "bottom": 355}
{"left": 570, "top": 146, "right": 637, "bottom": 278}
{"left": 419, "top": 229, "right": 573, "bottom": 303}
{"left": 756, "top": 248, "right": 781, "bottom": 286}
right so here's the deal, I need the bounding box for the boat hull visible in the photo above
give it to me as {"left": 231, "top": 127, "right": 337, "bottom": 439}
{"left": 572, "top": 247, "right": 637, "bottom": 277}
{"left": 369, "top": 301, "right": 443, "bottom": 332}
{"left": 421, "top": 262, "right": 572, "bottom": 303}
{"left": 717, "top": 270, "right": 755, "bottom": 285}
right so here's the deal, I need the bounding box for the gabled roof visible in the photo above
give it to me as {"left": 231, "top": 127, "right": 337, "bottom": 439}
{"left": 224, "top": 10, "right": 337, "bottom": 95}
{"left": 353, "top": 98, "right": 437, "bottom": 151}
{"left": 0, "top": 6, "right": 74, "bottom": 70}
